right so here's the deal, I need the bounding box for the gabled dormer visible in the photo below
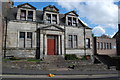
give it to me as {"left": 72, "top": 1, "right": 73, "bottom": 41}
{"left": 65, "top": 11, "right": 79, "bottom": 27}
{"left": 43, "top": 5, "right": 59, "bottom": 24}
{"left": 16, "top": 3, "right": 36, "bottom": 21}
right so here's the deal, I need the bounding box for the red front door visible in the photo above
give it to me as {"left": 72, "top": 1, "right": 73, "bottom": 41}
{"left": 47, "top": 38, "right": 56, "bottom": 55}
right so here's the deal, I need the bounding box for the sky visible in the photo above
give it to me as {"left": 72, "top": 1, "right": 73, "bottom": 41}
{"left": 13, "top": 0, "right": 119, "bottom": 37}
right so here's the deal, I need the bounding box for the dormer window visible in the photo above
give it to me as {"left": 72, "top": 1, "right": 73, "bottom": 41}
{"left": 28, "top": 11, "right": 33, "bottom": 21}
{"left": 65, "top": 11, "right": 78, "bottom": 26}
{"left": 43, "top": 5, "right": 59, "bottom": 24}
{"left": 17, "top": 3, "right": 36, "bottom": 21}
{"left": 45, "top": 13, "right": 58, "bottom": 24}
{"left": 67, "top": 17, "right": 78, "bottom": 26}
{"left": 20, "top": 10, "right": 34, "bottom": 21}
{"left": 20, "top": 10, "right": 26, "bottom": 20}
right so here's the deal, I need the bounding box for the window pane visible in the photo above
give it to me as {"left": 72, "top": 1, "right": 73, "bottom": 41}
{"left": 68, "top": 35, "right": 73, "bottom": 48}
{"left": 73, "top": 23, "right": 77, "bottom": 26}
{"left": 27, "top": 32, "right": 32, "bottom": 48}
{"left": 20, "top": 32, "right": 25, "bottom": 38}
{"left": 52, "top": 21, "right": 57, "bottom": 24}
{"left": 46, "top": 14, "right": 51, "bottom": 20}
{"left": 73, "top": 18, "right": 76, "bottom": 23}
{"left": 19, "top": 32, "right": 25, "bottom": 48}
{"left": 101, "top": 42, "right": 103, "bottom": 49}
{"left": 20, "top": 10, "right": 26, "bottom": 20}
{"left": 74, "top": 35, "right": 77, "bottom": 48}
{"left": 27, "top": 32, "right": 32, "bottom": 39}
{"left": 52, "top": 14, "right": 57, "bottom": 20}
{"left": 28, "top": 11, "right": 33, "bottom": 21}
{"left": 52, "top": 14, "right": 57, "bottom": 24}
{"left": 73, "top": 18, "right": 77, "bottom": 26}
{"left": 86, "top": 38, "right": 90, "bottom": 48}
{"left": 107, "top": 43, "right": 109, "bottom": 49}
{"left": 97, "top": 42, "right": 99, "bottom": 49}
{"left": 46, "top": 14, "right": 51, "bottom": 23}
{"left": 104, "top": 42, "right": 106, "bottom": 49}
{"left": 110, "top": 43, "right": 112, "bottom": 49}
{"left": 68, "top": 17, "right": 72, "bottom": 26}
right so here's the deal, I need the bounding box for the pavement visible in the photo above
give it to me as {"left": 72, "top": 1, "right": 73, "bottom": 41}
{"left": 2, "top": 67, "right": 120, "bottom": 79}
{"left": 1, "top": 78, "right": 120, "bottom": 80}
{"left": 2, "top": 68, "right": 119, "bottom": 75}
{"left": 1, "top": 74, "right": 120, "bottom": 78}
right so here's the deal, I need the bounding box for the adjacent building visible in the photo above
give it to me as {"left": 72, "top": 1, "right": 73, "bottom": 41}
{"left": 0, "top": 1, "right": 13, "bottom": 57}
{"left": 0, "top": 2, "right": 2, "bottom": 57}
{"left": 3, "top": 3, "right": 93, "bottom": 59}
{"left": 94, "top": 35, "right": 117, "bottom": 57}
{"left": 96, "top": 37, "right": 117, "bottom": 56}
{"left": 113, "top": 24, "right": 120, "bottom": 56}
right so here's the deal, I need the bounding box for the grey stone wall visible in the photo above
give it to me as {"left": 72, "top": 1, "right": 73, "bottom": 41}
{"left": 6, "top": 21, "right": 37, "bottom": 58}
{"left": 6, "top": 49, "right": 36, "bottom": 58}
{"left": 85, "top": 29, "right": 93, "bottom": 55}
{"left": 0, "top": 2, "right": 2, "bottom": 75}
{"left": 65, "top": 26, "right": 93, "bottom": 56}
{"left": 0, "top": 2, "right": 2, "bottom": 57}
{"left": 6, "top": 21, "right": 37, "bottom": 48}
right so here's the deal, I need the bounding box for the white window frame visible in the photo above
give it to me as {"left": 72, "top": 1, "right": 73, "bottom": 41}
{"left": 19, "top": 31, "right": 33, "bottom": 48}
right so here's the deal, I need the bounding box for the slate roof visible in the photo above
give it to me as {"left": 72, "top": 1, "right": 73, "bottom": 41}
{"left": 7, "top": 7, "right": 18, "bottom": 20}
{"left": 113, "top": 32, "right": 117, "bottom": 38}
{"left": 7, "top": 6, "right": 92, "bottom": 29}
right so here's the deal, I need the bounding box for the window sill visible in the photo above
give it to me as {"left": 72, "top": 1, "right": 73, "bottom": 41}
{"left": 66, "top": 48, "right": 84, "bottom": 50}
{"left": 17, "top": 20, "right": 36, "bottom": 22}
{"left": 5, "top": 47, "right": 36, "bottom": 50}
{"left": 66, "top": 25, "right": 79, "bottom": 27}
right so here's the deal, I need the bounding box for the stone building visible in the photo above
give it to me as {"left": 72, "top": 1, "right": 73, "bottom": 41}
{"left": 0, "top": 1, "right": 13, "bottom": 57}
{"left": 3, "top": 3, "right": 93, "bottom": 59}
{"left": 0, "top": 2, "right": 2, "bottom": 57}
{"left": 113, "top": 24, "right": 120, "bottom": 55}
{"left": 94, "top": 35, "right": 117, "bottom": 57}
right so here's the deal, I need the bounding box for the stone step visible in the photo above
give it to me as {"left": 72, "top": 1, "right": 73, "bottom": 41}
{"left": 44, "top": 55, "right": 65, "bottom": 63}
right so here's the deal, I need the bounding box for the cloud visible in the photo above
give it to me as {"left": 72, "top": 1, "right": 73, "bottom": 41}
{"left": 92, "top": 26, "right": 106, "bottom": 36}
{"left": 57, "top": 0, "right": 118, "bottom": 29}
{"left": 11, "top": 0, "right": 120, "bottom": 2}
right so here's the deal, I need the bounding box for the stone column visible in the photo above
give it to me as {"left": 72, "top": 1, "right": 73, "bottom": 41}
{"left": 51, "top": 14, "right": 52, "bottom": 23}
{"left": 44, "top": 34, "right": 47, "bottom": 55}
{"left": 33, "top": 10, "right": 36, "bottom": 21}
{"left": 57, "top": 14, "right": 59, "bottom": 24}
{"left": 33, "top": 32, "right": 36, "bottom": 48}
{"left": 25, "top": 32, "right": 27, "bottom": 47}
{"left": 58, "top": 35, "right": 61, "bottom": 55}
{"left": 26, "top": 10, "right": 28, "bottom": 20}
{"left": 62, "top": 35, "right": 64, "bottom": 55}
{"left": 72, "top": 17, "right": 73, "bottom": 26}
{"left": 72, "top": 35, "right": 74, "bottom": 48}
{"left": 40, "top": 34, "right": 43, "bottom": 58}
{"left": 76, "top": 18, "right": 78, "bottom": 26}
